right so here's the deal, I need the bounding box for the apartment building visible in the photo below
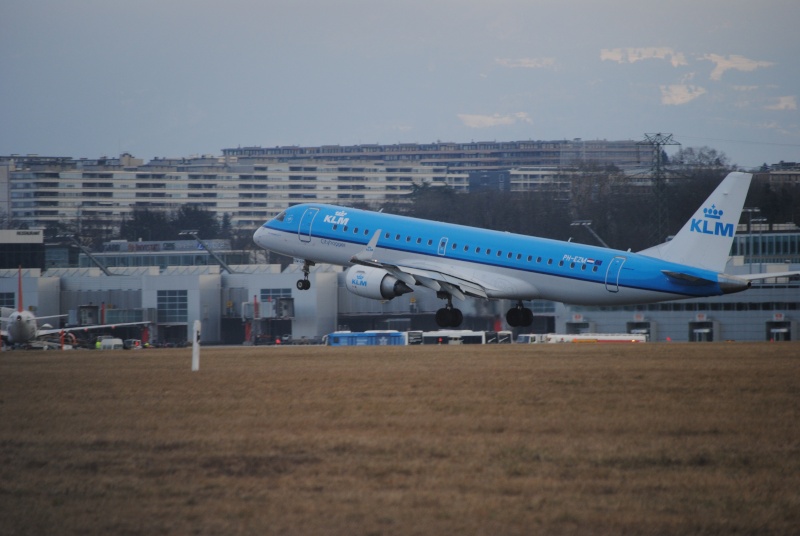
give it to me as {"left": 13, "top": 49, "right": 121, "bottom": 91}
{"left": 222, "top": 138, "right": 653, "bottom": 171}
{"left": 3, "top": 156, "right": 464, "bottom": 233}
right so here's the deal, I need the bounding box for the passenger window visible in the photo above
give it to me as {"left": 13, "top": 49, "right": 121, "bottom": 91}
{"left": 333, "top": 224, "right": 338, "bottom": 230}
{"left": 537, "top": 257, "right": 542, "bottom": 263}
{"left": 416, "top": 238, "right": 421, "bottom": 244}
{"left": 354, "top": 228, "right": 358, "bottom": 234}
{"left": 558, "top": 260, "right": 564, "bottom": 267}
{"left": 476, "top": 247, "right": 481, "bottom": 253}
{"left": 385, "top": 232, "right": 390, "bottom": 239}
{"left": 427, "top": 239, "right": 433, "bottom": 246}
{"left": 547, "top": 259, "right": 553, "bottom": 265}
{"left": 464, "top": 245, "right": 469, "bottom": 251}
{"left": 395, "top": 234, "right": 400, "bottom": 240}
{"left": 343, "top": 226, "right": 348, "bottom": 232}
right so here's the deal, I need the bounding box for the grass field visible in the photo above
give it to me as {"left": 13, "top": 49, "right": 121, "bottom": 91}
{"left": 1, "top": 343, "right": 799, "bottom": 535}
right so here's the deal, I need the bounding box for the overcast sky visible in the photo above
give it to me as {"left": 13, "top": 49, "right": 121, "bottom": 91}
{"left": 2, "top": 0, "right": 798, "bottom": 169}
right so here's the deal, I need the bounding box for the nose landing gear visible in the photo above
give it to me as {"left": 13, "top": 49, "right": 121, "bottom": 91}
{"left": 296, "top": 260, "right": 315, "bottom": 290}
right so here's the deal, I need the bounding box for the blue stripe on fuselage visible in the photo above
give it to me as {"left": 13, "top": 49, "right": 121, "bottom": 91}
{"left": 263, "top": 203, "right": 723, "bottom": 299}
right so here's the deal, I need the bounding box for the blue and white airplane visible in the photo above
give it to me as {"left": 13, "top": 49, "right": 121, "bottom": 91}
{"left": 253, "top": 172, "right": 794, "bottom": 328}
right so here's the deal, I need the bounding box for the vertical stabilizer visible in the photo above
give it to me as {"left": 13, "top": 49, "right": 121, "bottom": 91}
{"left": 638, "top": 172, "right": 752, "bottom": 272}
{"left": 17, "top": 266, "right": 23, "bottom": 313}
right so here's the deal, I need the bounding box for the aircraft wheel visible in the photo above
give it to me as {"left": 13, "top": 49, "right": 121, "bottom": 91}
{"left": 450, "top": 308, "right": 463, "bottom": 328}
{"left": 506, "top": 307, "right": 521, "bottom": 327}
{"left": 521, "top": 307, "right": 534, "bottom": 327}
{"left": 435, "top": 308, "right": 452, "bottom": 328}
{"left": 296, "top": 279, "right": 311, "bottom": 290}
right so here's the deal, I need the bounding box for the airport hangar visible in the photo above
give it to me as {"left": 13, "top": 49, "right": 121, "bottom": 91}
{"left": 1, "top": 231, "right": 798, "bottom": 344}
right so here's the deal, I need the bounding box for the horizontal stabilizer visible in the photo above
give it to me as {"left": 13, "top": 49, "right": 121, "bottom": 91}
{"left": 737, "top": 271, "right": 800, "bottom": 282}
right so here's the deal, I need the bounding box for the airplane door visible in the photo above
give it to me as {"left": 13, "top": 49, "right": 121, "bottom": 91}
{"left": 437, "top": 237, "right": 448, "bottom": 256}
{"left": 298, "top": 208, "right": 319, "bottom": 243}
{"left": 605, "top": 256, "right": 626, "bottom": 292}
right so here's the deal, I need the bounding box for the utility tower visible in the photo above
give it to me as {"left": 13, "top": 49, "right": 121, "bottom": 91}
{"left": 638, "top": 133, "right": 681, "bottom": 244}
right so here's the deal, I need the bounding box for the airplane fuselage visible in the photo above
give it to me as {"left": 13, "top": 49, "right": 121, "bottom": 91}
{"left": 4, "top": 310, "right": 38, "bottom": 344}
{"left": 254, "top": 203, "right": 743, "bottom": 306}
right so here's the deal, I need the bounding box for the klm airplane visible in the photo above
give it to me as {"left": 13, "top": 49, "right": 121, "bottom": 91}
{"left": 253, "top": 172, "right": 794, "bottom": 328}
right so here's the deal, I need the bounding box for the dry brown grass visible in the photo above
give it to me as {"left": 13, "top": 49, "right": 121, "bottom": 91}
{"left": 1, "top": 342, "right": 799, "bottom": 535}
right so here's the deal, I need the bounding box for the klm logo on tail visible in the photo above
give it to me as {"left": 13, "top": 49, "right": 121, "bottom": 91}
{"left": 690, "top": 204, "right": 734, "bottom": 237}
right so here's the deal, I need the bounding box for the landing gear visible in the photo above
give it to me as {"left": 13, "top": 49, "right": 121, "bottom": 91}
{"left": 296, "top": 260, "right": 315, "bottom": 291}
{"left": 506, "top": 301, "right": 533, "bottom": 328}
{"left": 435, "top": 292, "right": 463, "bottom": 328}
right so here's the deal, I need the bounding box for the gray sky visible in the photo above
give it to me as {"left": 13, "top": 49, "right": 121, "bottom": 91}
{"left": 2, "top": 0, "right": 798, "bottom": 168}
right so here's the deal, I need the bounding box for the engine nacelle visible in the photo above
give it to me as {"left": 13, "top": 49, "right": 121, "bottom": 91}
{"left": 345, "top": 266, "right": 413, "bottom": 300}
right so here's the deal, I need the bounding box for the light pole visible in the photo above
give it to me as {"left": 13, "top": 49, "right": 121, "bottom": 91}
{"left": 742, "top": 208, "right": 760, "bottom": 274}
{"left": 179, "top": 230, "right": 236, "bottom": 274}
{"left": 570, "top": 220, "right": 610, "bottom": 248}
{"left": 752, "top": 217, "right": 767, "bottom": 275}
{"left": 55, "top": 234, "right": 114, "bottom": 276}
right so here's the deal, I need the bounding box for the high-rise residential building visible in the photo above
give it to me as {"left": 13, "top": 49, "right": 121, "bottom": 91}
{"left": 2, "top": 155, "right": 463, "bottom": 234}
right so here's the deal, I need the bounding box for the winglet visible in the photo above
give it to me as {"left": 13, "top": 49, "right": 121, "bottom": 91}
{"left": 351, "top": 229, "right": 382, "bottom": 265}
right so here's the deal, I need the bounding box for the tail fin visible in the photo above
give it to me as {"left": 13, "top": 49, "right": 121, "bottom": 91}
{"left": 638, "top": 172, "right": 752, "bottom": 272}
{"left": 17, "top": 266, "right": 23, "bottom": 313}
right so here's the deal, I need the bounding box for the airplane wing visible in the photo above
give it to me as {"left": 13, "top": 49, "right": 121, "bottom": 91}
{"left": 351, "top": 230, "right": 490, "bottom": 300}
{"left": 35, "top": 321, "right": 151, "bottom": 338}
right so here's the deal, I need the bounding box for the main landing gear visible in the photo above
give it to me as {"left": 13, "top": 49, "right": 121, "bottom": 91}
{"left": 296, "top": 260, "right": 314, "bottom": 290}
{"left": 506, "top": 301, "right": 534, "bottom": 328}
{"left": 435, "top": 292, "right": 463, "bottom": 328}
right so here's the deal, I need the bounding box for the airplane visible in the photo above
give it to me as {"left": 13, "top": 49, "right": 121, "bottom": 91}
{"left": 1, "top": 268, "right": 150, "bottom": 347}
{"left": 253, "top": 171, "right": 798, "bottom": 328}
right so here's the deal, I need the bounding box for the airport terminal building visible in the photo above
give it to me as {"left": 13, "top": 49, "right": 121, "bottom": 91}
{"left": 2, "top": 238, "right": 798, "bottom": 345}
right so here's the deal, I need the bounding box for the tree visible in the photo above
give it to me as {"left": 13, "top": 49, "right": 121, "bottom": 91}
{"left": 119, "top": 209, "right": 174, "bottom": 242}
{"left": 672, "top": 146, "right": 732, "bottom": 169}
{"left": 172, "top": 206, "right": 220, "bottom": 238}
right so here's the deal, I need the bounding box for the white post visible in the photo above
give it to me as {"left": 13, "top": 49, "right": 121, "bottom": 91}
{"left": 192, "top": 319, "right": 201, "bottom": 371}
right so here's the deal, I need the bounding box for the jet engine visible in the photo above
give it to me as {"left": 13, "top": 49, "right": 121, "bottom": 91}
{"left": 345, "top": 266, "right": 413, "bottom": 300}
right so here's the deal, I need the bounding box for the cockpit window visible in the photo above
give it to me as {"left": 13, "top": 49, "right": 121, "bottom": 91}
{"left": 274, "top": 211, "right": 286, "bottom": 222}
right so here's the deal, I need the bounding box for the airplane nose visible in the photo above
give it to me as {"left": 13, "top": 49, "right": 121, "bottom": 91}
{"left": 253, "top": 226, "right": 266, "bottom": 246}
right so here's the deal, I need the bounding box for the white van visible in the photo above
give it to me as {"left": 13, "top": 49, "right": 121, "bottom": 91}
{"left": 100, "top": 338, "right": 124, "bottom": 350}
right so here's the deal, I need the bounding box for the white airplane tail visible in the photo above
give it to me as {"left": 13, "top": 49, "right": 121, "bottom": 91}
{"left": 638, "top": 172, "right": 752, "bottom": 272}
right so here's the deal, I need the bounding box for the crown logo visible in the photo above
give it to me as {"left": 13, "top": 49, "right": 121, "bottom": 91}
{"left": 702, "top": 204, "right": 723, "bottom": 220}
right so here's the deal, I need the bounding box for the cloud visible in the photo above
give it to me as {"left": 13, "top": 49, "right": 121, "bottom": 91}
{"left": 457, "top": 112, "right": 532, "bottom": 128}
{"left": 765, "top": 96, "right": 797, "bottom": 111}
{"left": 659, "top": 84, "right": 707, "bottom": 105}
{"left": 701, "top": 54, "right": 774, "bottom": 80}
{"left": 601, "top": 47, "right": 687, "bottom": 67}
{"left": 495, "top": 57, "right": 556, "bottom": 69}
